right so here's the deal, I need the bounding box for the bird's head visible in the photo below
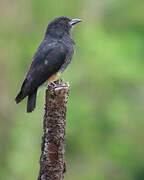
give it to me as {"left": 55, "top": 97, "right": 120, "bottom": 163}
{"left": 46, "top": 16, "right": 82, "bottom": 38}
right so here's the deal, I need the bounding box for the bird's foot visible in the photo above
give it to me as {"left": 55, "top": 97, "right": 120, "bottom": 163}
{"left": 49, "top": 81, "right": 60, "bottom": 87}
{"left": 49, "top": 79, "right": 66, "bottom": 89}
{"left": 53, "top": 82, "right": 66, "bottom": 88}
{"left": 51, "top": 81, "right": 57, "bottom": 87}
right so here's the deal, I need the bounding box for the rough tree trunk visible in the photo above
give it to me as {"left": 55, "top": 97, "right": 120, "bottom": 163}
{"left": 38, "top": 79, "right": 70, "bottom": 180}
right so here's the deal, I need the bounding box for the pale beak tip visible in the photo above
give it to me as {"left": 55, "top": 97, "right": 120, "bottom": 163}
{"left": 70, "top": 18, "right": 83, "bottom": 25}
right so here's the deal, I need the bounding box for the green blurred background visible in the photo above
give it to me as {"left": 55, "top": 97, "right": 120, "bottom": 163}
{"left": 1, "top": 0, "right": 144, "bottom": 179}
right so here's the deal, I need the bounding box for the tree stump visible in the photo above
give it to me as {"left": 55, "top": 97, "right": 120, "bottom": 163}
{"left": 38, "top": 79, "right": 70, "bottom": 180}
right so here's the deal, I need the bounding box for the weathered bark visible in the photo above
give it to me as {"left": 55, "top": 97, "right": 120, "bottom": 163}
{"left": 38, "top": 79, "right": 70, "bottom": 180}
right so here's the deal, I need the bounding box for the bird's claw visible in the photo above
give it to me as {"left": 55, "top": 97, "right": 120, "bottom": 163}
{"left": 51, "top": 81, "right": 57, "bottom": 87}
{"left": 50, "top": 81, "right": 65, "bottom": 88}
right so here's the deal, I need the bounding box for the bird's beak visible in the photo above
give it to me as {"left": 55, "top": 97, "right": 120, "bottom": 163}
{"left": 70, "top": 18, "right": 82, "bottom": 26}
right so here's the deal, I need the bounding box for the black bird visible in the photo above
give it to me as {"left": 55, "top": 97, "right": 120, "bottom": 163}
{"left": 15, "top": 16, "right": 82, "bottom": 112}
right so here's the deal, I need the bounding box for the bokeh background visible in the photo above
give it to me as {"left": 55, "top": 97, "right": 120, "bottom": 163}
{"left": 1, "top": 0, "right": 144, "bottom": 179}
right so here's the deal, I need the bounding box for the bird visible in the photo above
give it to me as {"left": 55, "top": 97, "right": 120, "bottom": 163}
{"left": 15, "top": 16, "right": 82, "bottom": 113}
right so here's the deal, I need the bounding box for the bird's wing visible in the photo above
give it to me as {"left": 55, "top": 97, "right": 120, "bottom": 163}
{"left": 20, "top": 40, "right": 68, "bottom": 96}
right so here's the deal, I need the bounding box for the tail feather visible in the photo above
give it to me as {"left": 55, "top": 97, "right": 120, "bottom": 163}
{"left": 27, "top": 90, "right": 37, "bottom": 113}
{"left": 15, "top": 91, "right": 25, "bottom": 104}
{"left": 15, "top": 79, "right": 28, "bottom": 104}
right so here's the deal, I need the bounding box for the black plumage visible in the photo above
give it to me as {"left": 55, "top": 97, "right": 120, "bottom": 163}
{"left": 15, "top": 16, "right": 82, "bottom": 112}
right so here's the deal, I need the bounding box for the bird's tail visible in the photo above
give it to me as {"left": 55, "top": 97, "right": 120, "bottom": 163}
{"left": 15, "top": 79, "right": 28, "bottom": 104}
{"left": 15, "top": 91, "right": 25, "bottom": 104}
{"left": 27, "top": 90, "right": 37, "bottom": 113}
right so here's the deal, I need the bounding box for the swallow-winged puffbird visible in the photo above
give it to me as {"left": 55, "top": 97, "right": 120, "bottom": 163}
{"left": 15, "top": 16, "right": 82, "bottom": 112}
